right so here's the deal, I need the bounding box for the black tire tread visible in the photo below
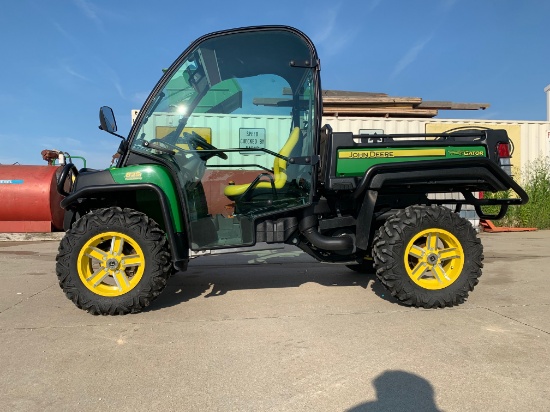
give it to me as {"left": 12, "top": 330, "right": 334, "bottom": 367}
{"left": 372, "top": 205, "right": 484, "bottom": 308}
{"left": 56, "top": 207, "right": 171, "bottom": 315}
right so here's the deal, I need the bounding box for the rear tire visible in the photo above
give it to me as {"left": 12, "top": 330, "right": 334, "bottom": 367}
{"left": 56, "top": 207, "right": 171, "bottom": 315}
{"left": 373, "top": 205, "right": 483, "bottom": 308}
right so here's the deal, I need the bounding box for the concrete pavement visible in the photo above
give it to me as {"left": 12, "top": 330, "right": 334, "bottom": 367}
{"left": 0, "top": 231, "right": 549, "bottom": 411}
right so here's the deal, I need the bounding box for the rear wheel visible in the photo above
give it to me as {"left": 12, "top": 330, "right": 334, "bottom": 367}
{"left": 56, "top": 207, "right": 172, "bottom": 315}
{"left": 373, "top": 205, "right": 483, "bottom": 308}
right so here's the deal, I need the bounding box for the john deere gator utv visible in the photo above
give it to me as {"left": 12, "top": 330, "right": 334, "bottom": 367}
{"left": 56, "top": 25, "right": 528, "bottom": 315}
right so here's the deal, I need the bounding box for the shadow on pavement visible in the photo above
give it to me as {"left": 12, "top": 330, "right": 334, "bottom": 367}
{"left": 347, "top": 370, "right": 442, "bottom": 412}
{"left": 145, "top": 259, "right": 402, "bottom": 312}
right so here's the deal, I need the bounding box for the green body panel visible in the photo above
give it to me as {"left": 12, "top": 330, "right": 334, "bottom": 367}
{"left": 110, "top": 165, "right": 184, "bottom": 231}
{"left": 336, "top": 145, "right": 487, "bottom": 177}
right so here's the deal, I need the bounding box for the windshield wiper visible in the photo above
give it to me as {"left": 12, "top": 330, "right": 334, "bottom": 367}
{"left": 142, "top": 140, "right": 175, "bottom": 155}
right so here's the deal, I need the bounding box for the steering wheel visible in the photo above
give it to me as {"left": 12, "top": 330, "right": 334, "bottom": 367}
{"left": 148, "top": 139, "right": 181, "bottom": 154}
{"left": 148, "top": 132, "right": 228, "bottom": 160}
{"left": 184, "top": 131, "right": 228, "bottom": 160}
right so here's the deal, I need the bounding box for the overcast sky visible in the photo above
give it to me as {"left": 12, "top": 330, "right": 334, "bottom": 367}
{"left": 1, "top": 0, "right": 548, "bottom": 167}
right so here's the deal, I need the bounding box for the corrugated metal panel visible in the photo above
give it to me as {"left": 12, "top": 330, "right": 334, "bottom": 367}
{"left": 323, "top": 117, "right": 425, "bottom": 135}
{"left": 185, "top": 114, "right": 293, "bottom": 168}
{"left": 143, "top": 113, "right": 292, "bottom": 169}
{"left": 521, "top": 122, "right": 550, "bottom": 170}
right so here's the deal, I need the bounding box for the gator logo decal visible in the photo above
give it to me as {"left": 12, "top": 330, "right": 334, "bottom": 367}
{"left": 448, "top": 150, "right": 485, "bottom": 156}
{"left": 124, "top": 171, "right": 143, "bottom": 181}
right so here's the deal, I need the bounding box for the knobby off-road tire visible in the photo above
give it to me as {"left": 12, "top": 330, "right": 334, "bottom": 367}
{"left": 56, "top": 207, "right": 172, "bottom": 315}
{"left": 373, "top": 205, "right": 483, "bottom": 308}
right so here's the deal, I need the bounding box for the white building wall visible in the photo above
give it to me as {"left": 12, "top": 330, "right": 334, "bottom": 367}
{"left": 520, "top": 122, "right": 550, "bottom": 171}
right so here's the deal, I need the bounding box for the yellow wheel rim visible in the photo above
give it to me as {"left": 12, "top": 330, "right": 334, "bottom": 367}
{"left": 77, "top": 232, "right": 145, "bottom": 297}
{"left": 404, "top": 228, "right": 464, "bottom": 290}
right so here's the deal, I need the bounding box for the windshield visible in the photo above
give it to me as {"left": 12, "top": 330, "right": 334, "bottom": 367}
{"left": 130, "top": 29, "right": 316, "bottom": 156}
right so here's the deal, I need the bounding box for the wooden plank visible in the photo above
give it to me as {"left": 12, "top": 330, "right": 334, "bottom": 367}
{"left": 322, "top": 90, "right": 388, "bottom": 98}
{"left": 253, "top": 98, "right": 292, "bottom": 107}
{"left": 325, "top": 103, "right": 417, "bottom": 109}
{"left": 418, "top": 101, "right": 490, "bottom": 110}
{"left": 322, "top": 96, "right": 423, "bottom": 105}
{"left": 322, "top": 106, "right": 438, "bottom": 117}
{"left": 284, "top": 88, "right": 389, "bottom": 97}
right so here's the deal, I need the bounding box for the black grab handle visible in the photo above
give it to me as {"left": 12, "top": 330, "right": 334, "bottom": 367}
{"left": 57, "top": 163, "right": 79, "bottom": 197}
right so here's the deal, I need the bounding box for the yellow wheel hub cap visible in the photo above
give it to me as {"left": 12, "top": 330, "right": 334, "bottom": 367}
{"left": 404, "top": 228, "right": 464, "bottom": 290}
{"left": 77, "top": 232, "right": 145, "bottom": 297}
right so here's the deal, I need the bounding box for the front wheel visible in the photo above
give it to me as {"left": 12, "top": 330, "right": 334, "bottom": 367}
{"left": 56, "top": 207, "right": 172, "bottom": 315}
{"left": 373, "top": 205, "right": 483, "bottom": 308}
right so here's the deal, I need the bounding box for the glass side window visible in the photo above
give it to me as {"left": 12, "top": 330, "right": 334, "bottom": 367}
{"left": 130, "top": 30, "right": 316, "bottom": 249}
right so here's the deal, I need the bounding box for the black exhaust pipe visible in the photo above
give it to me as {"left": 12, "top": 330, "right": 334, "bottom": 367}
{"left": 299, "top": 209, "right": 354, "bottom": 252}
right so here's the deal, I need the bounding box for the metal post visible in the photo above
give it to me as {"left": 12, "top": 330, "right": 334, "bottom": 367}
{"left": 545, "top": 84, "right": 550, "bottom": 121}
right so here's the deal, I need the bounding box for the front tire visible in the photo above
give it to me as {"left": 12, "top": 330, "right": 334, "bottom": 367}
{"left": 56, "top": 207, "right": 172, "bottom": 315}
{"left": 373, "top": 205, "right": 483, "bottom": 308}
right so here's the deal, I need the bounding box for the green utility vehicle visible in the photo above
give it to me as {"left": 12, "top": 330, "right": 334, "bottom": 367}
{"left": 56, "top": 26, "right": 528, "bottom": 315}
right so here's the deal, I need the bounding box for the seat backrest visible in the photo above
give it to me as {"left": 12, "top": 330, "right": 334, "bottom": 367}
{"left": 272, "top": 127, "right": 300, "bottom": 189}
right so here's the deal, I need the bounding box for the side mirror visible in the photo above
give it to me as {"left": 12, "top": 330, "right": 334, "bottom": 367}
{"left": 99, "top": 106, "right": 117, "bottom": 133}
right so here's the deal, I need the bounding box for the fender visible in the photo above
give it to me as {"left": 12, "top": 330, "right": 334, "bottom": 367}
{"left": 354, "top": 157, "right": 526, "bottom": 197}
{"left": 60, "top": 182, "right": 189, "bottom": 271}
{"left": 353, "top": 158, "right": 529, "bottom": 251}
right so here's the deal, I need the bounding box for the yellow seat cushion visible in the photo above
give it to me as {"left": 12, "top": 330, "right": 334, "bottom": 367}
{"left": 224, "top": 127, "right": 300, "bottom": 198}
